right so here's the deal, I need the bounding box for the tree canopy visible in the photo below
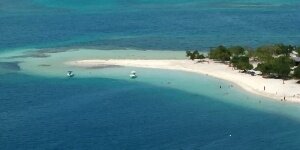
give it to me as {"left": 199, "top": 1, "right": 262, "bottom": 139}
{"left": 186, "top": 44, "right": 297, "bottom": 80}
{"left": 255, "top": 45, "right": 276, "bottom": 62}
{"left": 186, "top": 50, "right": 192, "bottom": 57}
{"left": 230, "top": 56, "right": 253, "bottom": 71}
{"left": 256, "top": 56, "right": 293, "bottom": 78}
{"left": 228, "top": 46, "right": 245, "bottom": 56}
{"left": 186, "top": 50, "right": 205, "bottom": 60}
{"left": 274, "top": 44, "right": 294, "bottom": 56}
{"left": 294, "top": 66, "right": 300, "bottom": 79}
{"left": 296, "top": 47, "right": 300, "bottom": 57}
{"left": 254, "top": 44, "right": 295, "bottom": 62}
{"left": 208, "top": 45, "right": 231, "bottom": 62}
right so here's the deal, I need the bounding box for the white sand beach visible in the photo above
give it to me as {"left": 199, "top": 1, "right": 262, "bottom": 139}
{"left": 67, "top": 59, "right": 300, "bottom": 102}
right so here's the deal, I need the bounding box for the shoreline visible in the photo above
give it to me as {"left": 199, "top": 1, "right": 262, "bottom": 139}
{"left": 67, "top": 59, "right": 300, "bottom": 103}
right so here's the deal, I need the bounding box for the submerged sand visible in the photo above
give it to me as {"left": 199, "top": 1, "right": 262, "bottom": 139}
{"left": 67, "top": 59, "right": 300, "bottom": 102}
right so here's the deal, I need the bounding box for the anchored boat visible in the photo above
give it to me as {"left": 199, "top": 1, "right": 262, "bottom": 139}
{"left": 67, "top": 71, "right": 75, "bottom": 78}
{"left": 130, "top": 71, "right": 137, "bottom": 79}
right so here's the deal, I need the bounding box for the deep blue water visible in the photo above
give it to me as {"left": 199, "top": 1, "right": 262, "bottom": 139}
{"left": 1, "top": 0, "right": 300, "bottom": 51}
{"left": 1, "top": 73, "right": 300, "bottom": 149}
{"left": 1, "top": 1, "right": 300, "bottom": 149}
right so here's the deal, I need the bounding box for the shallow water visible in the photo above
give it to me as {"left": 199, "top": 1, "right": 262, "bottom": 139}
{"left": 1, "top": 48, "right": 300, "bottom": 149}
{"left": 1, "top": 69, "right": 300, "bottom": 149}
{"left": 1, "top": 0, "right": 300, "bottom": 149}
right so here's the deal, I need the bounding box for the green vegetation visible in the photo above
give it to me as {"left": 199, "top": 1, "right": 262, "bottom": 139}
{"left": 274, "top": 44, "right": 294, "bottom": 56}
{"left": 254, "top": 44, "right": 294, "bottom": 62}
{"left": 188, "top": 43, "right": 300, "bottom": 80}
{"left": 230, "top": 56, "right": 253, "bottom": 71}
{"left": 186, "top": 50, "right": 192, "bottom": 57}
{"left": 294, "top": 66, "right": 300, "bottom": 79}
{"left": 273, "top": 56, "right": 293, "bottom": 79}
{"left": 246, "top": 49, "right": 256, "bottom": 58}
{"left": 208, "top": 45, "right": 231, "bottom": 62}
{"left": 255, "top": 56, "right": 292, "bottom": 79}
{"left": 255, "top": 45, "right": 276, "bottom": 62}
{"left": 197, "top": 54, "right": 205, "bottom": 60}
{"left": 296, "top": 47, "right": 300, "bottom": 57}
{"left": 228, "top": 46, "right": 245, "bottom": 56}
{"left": 186, "top": 50, "right": 205, "bottom": 60}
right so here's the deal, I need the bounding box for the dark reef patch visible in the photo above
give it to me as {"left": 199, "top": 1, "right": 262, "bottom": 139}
{"left": 0, "top": 61, "right": 21, "bottom": 71}
{"left": 6, "top": 52, "right": 50, "bottom": 59}
{"left": 38, "top": 64, "right": 51, "bottom": 67}
{"left": 5, "top": 48, "right": 78, "bottom": 59}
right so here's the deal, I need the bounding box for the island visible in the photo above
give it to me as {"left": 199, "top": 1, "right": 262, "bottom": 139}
{"left": 67, "top": 44, "right": 300, "bottom": 102}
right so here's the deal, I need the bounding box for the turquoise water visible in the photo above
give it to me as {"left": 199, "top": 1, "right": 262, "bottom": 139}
{"left": 1, "top": 68, "right": 300, "bottom": 149}
{"left": 1, "top": 0, "right": 300, "bottom": 149}
{"left": 1, "top": 0, "right": 300, "bottom": 51}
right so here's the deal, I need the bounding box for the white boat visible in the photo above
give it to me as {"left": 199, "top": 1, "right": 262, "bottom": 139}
{"left": 67, "top": 71, "right": 75, "bottom": 77}
{"left": 130, "top": 71, "right": 137, "bottom": 79}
